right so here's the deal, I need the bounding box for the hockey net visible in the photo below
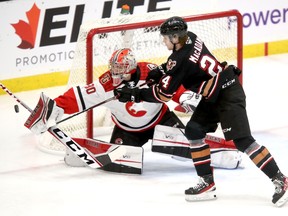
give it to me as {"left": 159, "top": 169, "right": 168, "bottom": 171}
{"left": 38, "top": 9, "right": 243, "bottom": 154}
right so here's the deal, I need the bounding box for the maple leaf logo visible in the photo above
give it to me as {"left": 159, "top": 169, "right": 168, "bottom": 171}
{"left": 11, "top": 3, "right": 40, "bottom": 49}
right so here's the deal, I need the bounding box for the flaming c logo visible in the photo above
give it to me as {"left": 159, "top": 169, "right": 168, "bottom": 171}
{"left": 125, "top": 102, "right": 147, "bottom": 117}
{"left": 11, "top": 3, "right": 40, "bottom": 49}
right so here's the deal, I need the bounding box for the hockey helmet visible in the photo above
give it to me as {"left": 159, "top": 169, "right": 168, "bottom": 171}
{"left": 160, "top": 16, "right": 188, "bottom": 37}
{"left": 109, "top": 48, "right": 137, "bottom": 86}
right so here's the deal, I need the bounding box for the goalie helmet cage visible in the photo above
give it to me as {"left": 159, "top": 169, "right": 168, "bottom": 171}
{"left": 39, "top": 9, "right": 243, "bottom": 154}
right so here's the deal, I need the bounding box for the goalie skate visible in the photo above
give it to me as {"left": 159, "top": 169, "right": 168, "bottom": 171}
{"left": 185, "top": 174, "right": 217, "bottom": 201}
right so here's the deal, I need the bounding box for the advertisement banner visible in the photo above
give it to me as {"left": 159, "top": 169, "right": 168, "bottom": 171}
{"left": 0, "top": 0, "right": 287, "bottom": 82}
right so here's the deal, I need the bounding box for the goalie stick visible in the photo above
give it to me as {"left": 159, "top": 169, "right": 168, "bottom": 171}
{"left": 57, "top": 95, "right": 118, "bottom": 124}
{"left": 0, "top": 82, "right": 125, "bottom": 169}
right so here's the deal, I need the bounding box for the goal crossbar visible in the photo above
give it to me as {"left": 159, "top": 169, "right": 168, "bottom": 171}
{"left": 85, "top": 9, "right": 243, "bottom": 138}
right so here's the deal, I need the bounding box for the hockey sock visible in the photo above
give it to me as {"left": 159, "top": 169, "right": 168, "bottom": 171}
{"left": 190, "top": 139, "right": 213, "bottom": 176}
{"left": 245, "top": 142, "right": 279, "bottom": 179}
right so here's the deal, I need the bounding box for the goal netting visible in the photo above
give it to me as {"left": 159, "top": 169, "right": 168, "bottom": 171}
{"left": 38, "top": 9, "right": 243, "bottom": 154}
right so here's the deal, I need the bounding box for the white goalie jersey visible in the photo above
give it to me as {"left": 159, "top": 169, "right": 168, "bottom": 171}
{"left": 54, "top": 62, "right": 169, "bottom": 132}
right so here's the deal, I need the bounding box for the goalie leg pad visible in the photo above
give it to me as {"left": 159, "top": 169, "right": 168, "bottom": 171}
{"left": 99, "top": 162, "right": 142, "bottom": 174}
{"left": 152, "top": 125, "right": 242, "bottom": 169}
{"left": 99, "top": 145, "right": 144, "bottom": 174}
{"left": 211, "top": 149, "right": 242, "bottom": 169}
{"left": 64, "top": 138, "right": 144, "bottom": 174}
{"left": 64, "top": 147, "right": 87, "bottom": 167}
{"left": 152, "top": 125, "right": 191, "bottom": 157}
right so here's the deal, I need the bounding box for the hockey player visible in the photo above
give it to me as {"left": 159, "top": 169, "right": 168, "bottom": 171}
{"left": 114, "top": 17, "right": 288, "bottom": 206}
{"left": 25, "top": 48, "right": 241, "bottom": 174}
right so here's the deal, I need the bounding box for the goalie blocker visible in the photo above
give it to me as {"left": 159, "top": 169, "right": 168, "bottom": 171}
{"left": 24, "top": 92, "right": 64, "bottom": 134}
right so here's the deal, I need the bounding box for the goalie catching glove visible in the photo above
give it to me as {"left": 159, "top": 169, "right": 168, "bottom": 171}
{"left": 24, "top": 92, "right": 64, "bottom": 134}
{"left": 178, "top": 90, "right": 202, "bottom": 114}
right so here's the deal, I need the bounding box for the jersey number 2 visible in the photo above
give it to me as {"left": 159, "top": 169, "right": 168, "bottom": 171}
{"left": 200, "top": 56, "right": 222, "bottom": 76}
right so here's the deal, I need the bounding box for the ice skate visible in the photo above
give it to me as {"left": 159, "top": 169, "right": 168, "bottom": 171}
{"left": 185, "top": 174, "right": 217, "bottom": 201}
{"left": 272, "top": 171, "right": 288, "bottom": 207}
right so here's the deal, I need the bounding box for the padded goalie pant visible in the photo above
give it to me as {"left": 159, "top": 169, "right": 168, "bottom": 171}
{"left": 109, "top": 110, "right": 184, "bottom": 147}
{"left": 100, "top": 110, "right": 185, "bottom": 173}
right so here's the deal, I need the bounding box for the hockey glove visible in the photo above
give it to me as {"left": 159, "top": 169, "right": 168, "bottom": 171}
{"left": 221, "top": 61, "right": 241, "bottom": 76}
{"left": 232, "top": 65, "right": 242, "bottom": 76}
{"left": 24, "top": 92, "right": 64, "bottom": 134}
{"left": 146, "top": 64, "right": 165, "bottom": 85}
{"left": 179, "top": 90, "right": 202, "bottom": 114}
{"left": 220, "top": 61, "right": 228, "bottom": 68}
{"left": 114, "top": 86, "right": 141, "bottom": 103}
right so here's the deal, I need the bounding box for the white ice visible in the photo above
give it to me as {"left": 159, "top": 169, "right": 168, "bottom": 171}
{"left": 0, "top": 54, "right": 288, "bottom": 215}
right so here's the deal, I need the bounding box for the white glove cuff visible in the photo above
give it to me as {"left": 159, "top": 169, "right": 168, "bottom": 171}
{"left": 179, "top": 90, "right": 202, "bottom": 107}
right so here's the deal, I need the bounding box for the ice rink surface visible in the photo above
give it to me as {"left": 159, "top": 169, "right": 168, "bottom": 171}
{"left": 1, "top": 54, "right": 288, "bottom": 215}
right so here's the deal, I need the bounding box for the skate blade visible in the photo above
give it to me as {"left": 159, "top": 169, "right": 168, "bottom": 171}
{"left": 185, "top": 190, "right": 217, "bottom": 202}
{"left": 275, "top": 191, "right": 288, "bottom": 207}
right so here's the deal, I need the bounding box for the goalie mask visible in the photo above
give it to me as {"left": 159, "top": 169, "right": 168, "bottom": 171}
{"left": 109, "top": 48, "right": 137, "bottom": 86}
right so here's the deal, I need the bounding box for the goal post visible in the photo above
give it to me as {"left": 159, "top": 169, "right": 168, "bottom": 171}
{"left": 39, "top": 9, "right": 243, "bottom": 154}
{"left": 84, "top": 9, "right": 243, "bottom": 138}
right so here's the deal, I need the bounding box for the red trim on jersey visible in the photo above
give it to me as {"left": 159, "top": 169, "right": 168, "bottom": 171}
{"left": 98, "top": 71, "right": 115, "bottom": 92}
{"left": 54, "top": 88, "right": 79, "bottom": 114}
{"left": 138, "top": 62, "right": 157, "bottom": 80}
{"left": 208, "top": 74, "right": 220, "bottom": 99}
{"left": 172, "top": 85, "right": 186, "bottom": 103}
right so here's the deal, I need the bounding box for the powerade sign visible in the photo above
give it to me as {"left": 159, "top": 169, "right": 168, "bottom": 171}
{"left": 243, "top": 8, "right": 288, "bottom": 27}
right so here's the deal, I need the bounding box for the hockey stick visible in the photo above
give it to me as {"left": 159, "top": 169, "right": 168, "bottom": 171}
{"left": 0, "top": 82, "right": 124, "bottom": 169}
{"left": 57, "top": 95, "right": 118, "bottom": 124}
{"left": 0, "top": 83, "right": 33, "bottom": 113}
